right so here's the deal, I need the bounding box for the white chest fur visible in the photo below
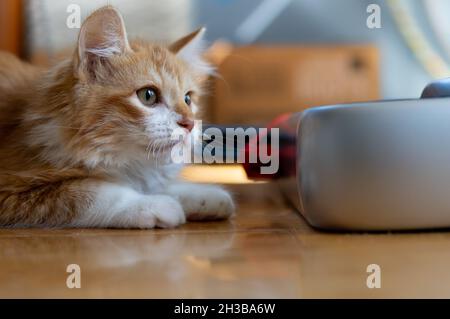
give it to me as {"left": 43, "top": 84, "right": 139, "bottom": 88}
{"left": 111, "top": 162, "right": 183, "bottom": 194}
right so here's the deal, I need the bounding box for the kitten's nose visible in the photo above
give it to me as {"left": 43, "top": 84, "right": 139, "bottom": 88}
{"left": 177, "top": 118, "right": 194, "bottom": 132}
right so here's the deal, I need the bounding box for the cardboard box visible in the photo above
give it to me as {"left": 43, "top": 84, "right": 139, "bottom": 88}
{"left": 211, "top": 45, "right": 380, "bottom": 125}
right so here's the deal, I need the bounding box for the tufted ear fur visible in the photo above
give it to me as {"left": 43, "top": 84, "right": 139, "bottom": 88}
{"left": 76, "top": 6, "right": 131, "bottom": 80}
{"left": 169, "top": 27, "right": 214, "bottom": 76}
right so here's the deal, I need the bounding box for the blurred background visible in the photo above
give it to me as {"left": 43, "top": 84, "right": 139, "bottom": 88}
{"left": 2, "top": 0, "right": 450, "bottom": 184}
{"left": 2, "top": 0, "right": 450, "bottom": 125}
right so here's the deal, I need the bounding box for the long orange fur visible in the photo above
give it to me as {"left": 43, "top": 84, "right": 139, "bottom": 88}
{"left": 0, "top": 6, "right": 233, "bottom": 228}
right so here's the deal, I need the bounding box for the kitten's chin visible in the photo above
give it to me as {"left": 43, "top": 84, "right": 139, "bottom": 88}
{"left": 144, "top": 140, "right": 182, "bottom": 158}
{"left": 160, "top": 141, "right": 181, "bottom": 153}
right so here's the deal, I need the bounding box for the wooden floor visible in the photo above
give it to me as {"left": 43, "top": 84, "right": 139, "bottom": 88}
{"left": 1, "top": 181, "right": 450, "bottom": 298}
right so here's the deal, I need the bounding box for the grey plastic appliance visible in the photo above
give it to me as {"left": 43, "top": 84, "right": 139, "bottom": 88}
{"left": 288, "top": 80, "right": 450, "bottom": 231}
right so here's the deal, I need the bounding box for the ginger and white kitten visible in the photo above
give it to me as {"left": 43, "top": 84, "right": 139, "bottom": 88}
{"left": 0, "top": 6, "right": 234, "bottom": 228}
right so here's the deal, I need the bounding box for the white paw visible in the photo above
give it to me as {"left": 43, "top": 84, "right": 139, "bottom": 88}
{"left": 75, "top": 184, "right": 185, "bottom": 229}
{"left": 150, "top": 196, "right": 186, "bottom": 228}
{"left": 169, "top": 184, "right": 235, "bottom": 221}
{"left": 127, "top": 195, "right": 186, "bottom": 229}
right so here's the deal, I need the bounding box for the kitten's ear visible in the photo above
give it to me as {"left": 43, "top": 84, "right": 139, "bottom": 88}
{"left": 169, "top": 27, "right": 214, "bottom": 75}
{"left": 76, "top": 6, "right": 131, "bottom": 78}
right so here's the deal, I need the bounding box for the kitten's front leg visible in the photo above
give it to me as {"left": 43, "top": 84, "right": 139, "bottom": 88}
{"left": 167, "top": 183, "right": 235, "bottom": 221}
{"left": 73, "top": 182, "right": 186, "bottom": 229}
{"left": 0, "top": 180, "right": 185, "bottom": 228}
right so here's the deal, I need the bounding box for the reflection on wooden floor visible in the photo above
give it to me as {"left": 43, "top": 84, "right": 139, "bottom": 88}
{"left": 1, "top": 182, "right": 450, "bottom": 298}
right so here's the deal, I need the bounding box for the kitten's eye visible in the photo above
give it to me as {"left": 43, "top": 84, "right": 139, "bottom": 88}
{"left": 184, "top": 93, "right": 192, "bottom": 106}
{"left": 137, "top": 88, "right": 158, "bottom": 106}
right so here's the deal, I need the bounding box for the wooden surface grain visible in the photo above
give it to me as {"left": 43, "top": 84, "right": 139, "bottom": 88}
{"left": 0, "top": 182, "right": 449, "bottom": 298}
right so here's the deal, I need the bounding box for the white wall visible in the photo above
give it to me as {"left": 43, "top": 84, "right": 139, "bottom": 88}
{"left": 26, "top": 0, "right": 193, "bottom": 59}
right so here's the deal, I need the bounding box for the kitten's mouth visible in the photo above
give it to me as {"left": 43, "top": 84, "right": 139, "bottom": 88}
{"left": 145, "top": 134, "right": 191, "bottom": 157}
{"left": 162, "top": 141, "right": 180, "bottom": 150}
{"left": 156, "top": 140, "right": 181, "bottom": 153}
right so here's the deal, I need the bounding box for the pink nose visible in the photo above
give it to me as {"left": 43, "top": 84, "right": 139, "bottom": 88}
{"left": 177, "top": 118, "right": 194, "bottom": 132}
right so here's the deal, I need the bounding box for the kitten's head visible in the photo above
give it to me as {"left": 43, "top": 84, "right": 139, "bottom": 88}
{"left": 69, "top": 6, "right": 211, "bottom": 167}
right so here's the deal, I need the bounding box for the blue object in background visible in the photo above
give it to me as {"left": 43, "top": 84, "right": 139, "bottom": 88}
{"left": 192, "top": 0, "right": 450, "bottom": 100}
